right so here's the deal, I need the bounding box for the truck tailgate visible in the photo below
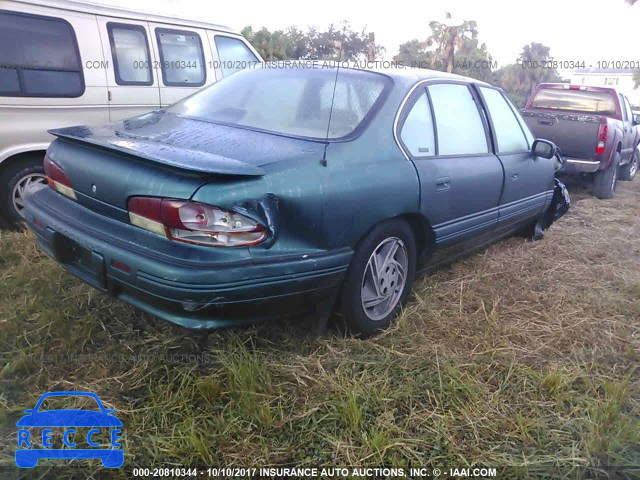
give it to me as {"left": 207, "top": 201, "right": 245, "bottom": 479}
{"left": 522, "top": 111, "right": 600, "bottom": 159}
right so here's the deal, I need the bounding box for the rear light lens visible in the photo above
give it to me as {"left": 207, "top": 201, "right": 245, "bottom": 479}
{"left": 128, "top": 197, "right": 267, "bottom": 247}
{"left": 44, "top": 154, "right": 76, "bottom": 200}
{"left": 596, "top": 124, "right": 608, "bottom": 155}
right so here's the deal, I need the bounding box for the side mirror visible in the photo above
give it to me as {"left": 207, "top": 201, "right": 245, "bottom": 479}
{"left": 23, "top": 409, "right": 34, "bottom": 414}
{"left": 633, "top": 114, "right": 640, "bottom": 126}
{"left": 532, "top": 139, "right": 557, "bottom": 160}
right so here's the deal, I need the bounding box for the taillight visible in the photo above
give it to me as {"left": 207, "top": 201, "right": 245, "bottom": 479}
{"left": 596, "top": 124, "right": 608, "bottom": 155}
{"left": 44, "top": 154, "right": 76, "bottom": 200}
{"left": 128, "top": 197, "right": 267, "bottom": 247}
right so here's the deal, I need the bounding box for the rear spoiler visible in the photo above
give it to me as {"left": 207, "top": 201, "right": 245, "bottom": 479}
{"left": 49, "top": 128, "right": 265, "bottom": 177}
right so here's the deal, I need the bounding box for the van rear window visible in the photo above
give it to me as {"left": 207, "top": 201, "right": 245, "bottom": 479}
{"left": 530, "top": 88, "right": 616, "bottom": 116}
{"left": 0, "top": 10, "right": 84, "bottom": 97}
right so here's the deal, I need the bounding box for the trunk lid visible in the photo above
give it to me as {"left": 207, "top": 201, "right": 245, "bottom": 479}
{"left": 47, "top": 111, "right": 324, "bottom": 220}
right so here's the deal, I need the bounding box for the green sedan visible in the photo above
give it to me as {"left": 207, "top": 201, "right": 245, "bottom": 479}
{"left": 23, "top": 65, "right": 569, "bottom": 336}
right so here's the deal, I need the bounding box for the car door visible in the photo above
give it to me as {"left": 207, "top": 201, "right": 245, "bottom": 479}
{"left": 476, "top": 85, "right": 555, "bottom": 232}
{"left": 397, "top": 81, "right": 503, "bottom": 247}
{"left": 620, "top": 94, "right": 634, "bottom": 161}
{"left": 96, "top": 18, "right": 161, "bottom": 121}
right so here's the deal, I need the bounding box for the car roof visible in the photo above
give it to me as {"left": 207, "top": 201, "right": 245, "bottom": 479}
{"left": 12, "top": 0, "right": 237, "bottom": 33}
{"left": 263, "top": 61, "right": 490, "bottom": 88}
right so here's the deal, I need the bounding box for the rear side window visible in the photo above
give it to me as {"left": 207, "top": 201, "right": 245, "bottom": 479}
{"left": 400, "top": 91, "right": 435, "bottom": 157}
{"left": 530, "top": 88, "right": 616, "bottom": 116}
{"left": 480, "top": 87, "right": 529, "bottom": 153}
{"left": 0, "top": 11, "right": 84, "bottom": 97}
{"left": 214, "top": 36, "right": 259, "bottom": 77}
{"left": 427, "top": 83, "right": 488, "bottom": 156}
{"left": 155, "top": 28, "right": 205, "bottom": 86}
{"left": 107, "top": 23, "right": 152, "bottom": 85}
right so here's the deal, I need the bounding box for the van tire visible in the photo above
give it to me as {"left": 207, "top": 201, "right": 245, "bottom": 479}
{"left": 593, "top": 153, "right": 619, "bottom": 200}
{"left": 0, "top": 155, "right": 47, "bottom": 227}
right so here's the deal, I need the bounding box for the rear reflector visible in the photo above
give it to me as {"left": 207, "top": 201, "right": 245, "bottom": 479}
{"left": 110, "top": 260, "right": 132, "bottom": 273}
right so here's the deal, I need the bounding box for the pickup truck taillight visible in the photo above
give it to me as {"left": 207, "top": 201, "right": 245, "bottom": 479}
{"left": 127, "top": 197, "right": 267, "bottom": 247}
{"left": 596, "top": 124, "right": 608, "bottom": 155}
{"left": 43, "top": 154, "right": 76, "bottom": 200}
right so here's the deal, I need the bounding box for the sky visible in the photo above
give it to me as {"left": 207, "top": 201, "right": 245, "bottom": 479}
{"left": 89, "top": 0, "right": 640, "bottom": 70}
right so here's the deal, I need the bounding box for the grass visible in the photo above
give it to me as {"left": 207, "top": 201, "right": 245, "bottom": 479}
{"left": 0, "top": 178, "right": 639, "bottom": 479}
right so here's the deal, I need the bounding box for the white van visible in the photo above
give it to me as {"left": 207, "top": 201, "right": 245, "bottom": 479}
{"left": 0, "top": 0, "right": 262, "bottom": 226}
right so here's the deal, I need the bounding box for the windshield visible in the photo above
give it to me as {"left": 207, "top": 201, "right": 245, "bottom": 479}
{"left": 37, "top": 395, "right": 101, "bottom": 412}
{"left": 167, "top": 67, "right": 391, "bottom": 139}
{"left": 530, "top": 88, "right": 617, "bottom": 116}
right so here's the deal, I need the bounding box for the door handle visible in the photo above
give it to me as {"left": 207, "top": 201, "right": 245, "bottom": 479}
{"left": 511, "top": 173, "right": 519, "bottom": 181}
{"left": 435, "top": 176, "right": 451, "bottom": 192}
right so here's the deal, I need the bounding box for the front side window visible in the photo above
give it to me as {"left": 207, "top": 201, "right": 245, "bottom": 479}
{"left": 156, "top": 28, "right": 205, "bottom": 86}
{"left": 480, "top": 87, "right": 529, "bottom": 153}
{"left": 0, "top": 11, "right": 84, "bottom": 97}
{"left": 214, "top": 36, "right": 259, "bottom": 77}
{"left": 427, "top": 83, "right": 488, "bottom": 156}
{"left": 619, "top": 95, "right": 628, "bottom": 121}
{"left": 168, "top": 68, "right": 391, "bottom": 139}
{"left": 623, "top": 96, "right": 633, "bottom": 123}
{"left": 107, "top": 23, "right": 152, "bottom": 85}
{"left": 400, "top": 90, "right": 435, "bottom": 157}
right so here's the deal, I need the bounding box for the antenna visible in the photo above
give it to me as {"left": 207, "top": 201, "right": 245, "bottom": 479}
{"left": 321, "top": 27, "right": 346, "bottom": 167}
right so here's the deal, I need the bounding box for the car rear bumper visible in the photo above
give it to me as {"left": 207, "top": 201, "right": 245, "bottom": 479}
{"left": 24, "top": 188, "right": 352, "bottom": 329}
{"left": 562, "top": 158, "right": 601, "bottom": 173}
{"left": 15, "top": 449, "right": 124, "bottom": 468}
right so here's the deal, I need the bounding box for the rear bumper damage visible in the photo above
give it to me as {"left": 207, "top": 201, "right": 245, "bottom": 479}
{"left": 24, "top": 188, "right": 351, "bottom": 329}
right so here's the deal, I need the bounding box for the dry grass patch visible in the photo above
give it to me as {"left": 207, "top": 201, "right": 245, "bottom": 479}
{"left": 1, "top": 180, "right": 639, "bottom": 479}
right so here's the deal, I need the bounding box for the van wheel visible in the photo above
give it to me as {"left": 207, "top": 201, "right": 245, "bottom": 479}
{"left": 0, "top": 155, "right": 47, "bottom": 227}
{"left": 593, "top": 153, "right": 619, "bottom": 200}
{"left": 619, "top": 150, "right": 638, "bottom": 181}
{"left": 339, "top": 219, "right": 416, "bottom": 336}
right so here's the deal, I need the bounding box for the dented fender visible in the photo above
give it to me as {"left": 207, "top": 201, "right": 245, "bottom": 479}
{"left": 232, "top": 193, "right": 281, "bottom": 248}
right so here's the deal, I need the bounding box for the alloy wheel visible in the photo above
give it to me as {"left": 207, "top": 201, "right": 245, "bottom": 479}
{"left": 361, "top": 237, "right": 408, "bottom": 321}
{"left": 12, "top": 173, "right": 47, "bottom": 218}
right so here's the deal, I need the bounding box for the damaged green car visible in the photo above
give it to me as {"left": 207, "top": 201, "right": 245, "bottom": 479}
{"left": 24, "top": 65, "right": 569, "bottom": 335}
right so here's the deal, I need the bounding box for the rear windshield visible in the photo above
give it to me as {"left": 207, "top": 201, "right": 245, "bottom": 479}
{"left": 530, "top": 88, "right": 616, "bottom": 116}
{"left": 167, "top": 67, "right": 391, "bottom": 139}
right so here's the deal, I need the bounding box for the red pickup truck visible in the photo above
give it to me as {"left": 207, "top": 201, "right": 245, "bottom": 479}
{"left": 522, "top": 84, "right": 640, "bottom": 199}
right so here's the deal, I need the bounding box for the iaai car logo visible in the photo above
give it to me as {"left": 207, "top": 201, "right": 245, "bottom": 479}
{"left": 16, "top": 391, "right": 123, "bottom": 468}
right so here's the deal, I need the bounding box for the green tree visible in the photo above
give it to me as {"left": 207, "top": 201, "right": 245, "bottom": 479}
{"left": 493, "top": 42, "right": 562, "bottom": 107}
{"left": 393, "top": 16, "right": 494, "bottom": 82}
{"left": 241, "top": 23, "right": 382, "bottom": 61}
{"left": 451, "top": 37, "right": 493, "bottom": 82}
{"left": 392, "top": 39, "right": 434, "bottom": 67}
{"left": 426, "top": 13, "right": 478, "bottom": 73}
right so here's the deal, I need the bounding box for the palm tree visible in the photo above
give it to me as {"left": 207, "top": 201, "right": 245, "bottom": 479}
{"left": 424, "top": 12, "right": 477, "bottom": 73}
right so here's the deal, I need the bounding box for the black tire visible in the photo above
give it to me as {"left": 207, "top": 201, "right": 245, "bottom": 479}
{"left": 593, "top": 153, "right": 619, "bottom": 200}
{"left": 0, "top": 155, "right": 46, "bottom": 227}
{"left": 339, "top": 219, "right": 417, "bottom": 336}
{"left": 619, "top": 150, "right": 639, "bottom": 181}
